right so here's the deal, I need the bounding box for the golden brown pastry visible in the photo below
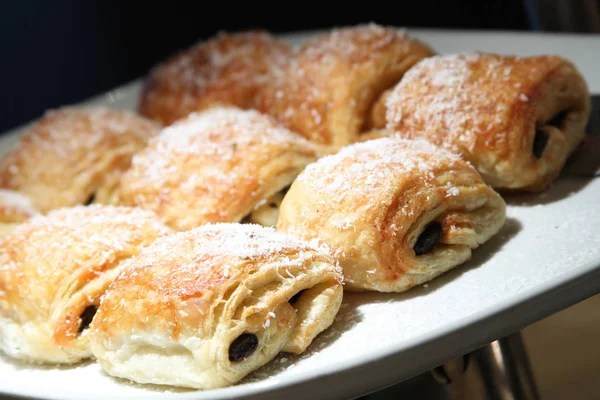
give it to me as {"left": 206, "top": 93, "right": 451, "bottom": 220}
{"left": 384, "top": 52, "right": 591, "bottom": 192}
{"left": 138, "top": 30, "right": 292, "bottom": 126}
{"left": 0, "top": 205, "right": 171, "bottom": 364}
{"left": 0, "top": 106, "right": 161, "bottom": 212}
{"left": 0, "top": 189, "right": 38, "bottom": 236}
{"left": 255, "top": 23, "right": 435, "bottom": 149}
{"left": 114, "top": 107, "right": 321, "bottom": 231}
{"left": 89, "top": 223, "right": 343, "bottom": 389}
{"left": 277, "top": 138, "right": 506, "bottom": 293}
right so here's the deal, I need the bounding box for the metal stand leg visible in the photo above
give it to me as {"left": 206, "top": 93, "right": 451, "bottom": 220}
{"left": 431, "top": 332, "right": 541, "bottom": 400}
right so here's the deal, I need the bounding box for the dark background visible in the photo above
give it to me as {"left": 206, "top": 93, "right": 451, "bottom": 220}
{"left": 0, "top": 0, "right": 598, "bottom": 132}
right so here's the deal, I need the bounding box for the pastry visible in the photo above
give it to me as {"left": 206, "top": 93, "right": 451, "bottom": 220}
{"left": 0, "top": 205, "right": 171, "bottom": 364}
{"left": 0, "top": 106, "right": 161, "bottom": 212}
{"left": 138, "top": 30, "right": 292, "bottom": 126}
{"left": 89, "top": 223, "right": 343, "bottom": 389}
{"left": 384, "top": 52, "right": 591, "bottom": 191}
{"left": 277, "top": 138, "right": 506, "bottom": 292}
{"left": 0, "top": 189, "right": 38, "bottom": 236}
{"left": 114, "top": 107, "right": 321, "bottom": 231}
{"left": 255, "top": 23, "right": 435, "bottom": 149}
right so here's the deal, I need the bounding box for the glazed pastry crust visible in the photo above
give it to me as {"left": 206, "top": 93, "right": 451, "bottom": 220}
{"left": 0, "top": 107, "right": 161, "bottom": 212}
{"left": 255, "top": 24, "right": 435, "bottom": 149}
{"left": 385, "top": 52, "right": 590, "bottom": 191}
{"left": 89, "top": 223, "right": 343, "bottom": 389}
{"left": 277, "top": 138, "right": 506, "bottom": 292}
{"left": 0, "top": 205, "right": 171, "bottom": 364}
{"left": 138, "top": 30, "right": 292, "bottom": 126}
{"left": 115, "top": 107, "right": 321, "bottom": 231}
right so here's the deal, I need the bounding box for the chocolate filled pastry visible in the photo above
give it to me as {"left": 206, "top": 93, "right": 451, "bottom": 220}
{"left": 277, "top": 138, "right": 506, "bottom": 292}
{"left": 89, "top": 223, "right": 343, "bottom": 389}
{"left": 0, "top": 107, "right": 161, "bottom": 213}
{"left": 138, "top": 30, "right": 292, "bottom": 126}
{"left": 255, "top": 23, "right": 435, "bottom": 149}
{"left": 0, "top": 205, "right": 171, "bottom": 364}
{"left": 384, "top": 52, "right": 591, "bottom": 192}
{"left": 0, "top": 189, "right": 38, "bottom": 236}
{"left": 114, "top": 107, "right": 321, "bottom": 231}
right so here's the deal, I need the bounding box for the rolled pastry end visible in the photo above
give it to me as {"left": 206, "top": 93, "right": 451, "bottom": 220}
{"left": 0, "top": 205, "right": 171, "bottom": 364}
{"left": 383, "top": 53, "right": 590, "bottom": 192}
{"left": 255, "top": 24, "right": 435, "bottom": 149}
{"left": 518, "top": 59, "right": 590, "bottom": 191}
{"left": 89, "top": 223, "right": 343, "bottom": 389}
{"left": 379, "top": 181, "right": 506, "bottom": 292}
{"left": 277, "top": 137, "right": 507, "bottom": 293}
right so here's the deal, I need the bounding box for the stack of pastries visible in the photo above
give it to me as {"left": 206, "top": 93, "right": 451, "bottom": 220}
{"left": 0, "top": 23, "right": 591, "bottom": 391}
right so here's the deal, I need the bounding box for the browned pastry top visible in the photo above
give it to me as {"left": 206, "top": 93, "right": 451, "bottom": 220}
{"left": 387, "top": 52, "right": 563, "bottom": 154}
{"left": 138, "top": 30, "right": 292, "bottom": 126}
{"left": 92, "top": 223, "right": 341, "bottom": 340}
{"left": 0, "top": 189, "right": 38, "bottom": 224}
{"left": 0, "top": 205, "right": 171, "bottom": 347}
{"left": 115, "top": 107, "right": 321, "bottom": 230}
{"left": 385, "top": 52, "right": 590, "bottom": 190}
{"left": 0, "top": 106, "right": 161, "bottom": 212}
{"left": 255, "top": 23, "right": 435, "bottom": 148}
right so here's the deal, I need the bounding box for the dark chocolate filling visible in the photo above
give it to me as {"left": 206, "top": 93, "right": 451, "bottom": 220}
{"left": 78, "top": 305, "right": 97, "bottom": 333}
{"left": 547, "top": 110, "right": 569, "bottom": 130}
{"left": 229, "top": 333, "right": 258, "bottom": 362}
{"left": 270, "top": 185, "right": 291, "bottom": 208}
{"left": 532, "top": 110, "right": 569, "bottom": 159}
{"left": 83, "top": 193, "right": 95, "bottom": 206}
{"left": 533, "top": 130, "right": 549, "bottom": 160}
{"left": 280, "top": 185, "right": 291, "bottom": 197}
{"left": 289, "top": 290, "right": 305, "bottom": 305}
{"left": 413, "top": 222, "right": 443, "bottom": 256}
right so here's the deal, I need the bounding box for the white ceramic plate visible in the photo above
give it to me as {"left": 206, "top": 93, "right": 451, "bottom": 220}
{"left": 1, "top": 28, "right": 600, "bottom": 400}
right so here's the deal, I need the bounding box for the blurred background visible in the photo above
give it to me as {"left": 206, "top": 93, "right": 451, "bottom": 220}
{"left": 0, "top": 0, "right": 599, "bottom": 132}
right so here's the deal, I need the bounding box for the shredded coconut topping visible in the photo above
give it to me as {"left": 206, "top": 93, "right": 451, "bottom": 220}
{"left": 255, "top": 23, "right": 431, "bottom": 145}
{"left": 385, "top": 52, "right": 559, "bottom": 155}
{"left": 109, "top": 223, "right": 341, "bottom": 299}
{"left": 149, "top": 31, "right": 290, "bottom": 94}
{"left": 299, "top": 137, "right": 463, "bottom": 198}
{"left": 1, "top": 205, "right": 170, "bottom": 266}
{"left": 0, "top": 106, "right": 160, "bottom": 211}
{"left": 293, "top": 138, "right": 465, "bottom": 229}
{"left": 1, "top": 106, "right": 159, "bottom": 161}
{"left": 119, "top": 107, "right": 317, "bottom": 229}
{"left": 140, "top": 30, "right": 292, "bottom": 124}
{"left": 133, "top": 223, "right": 330, "bottom": 262}
{"left": 299, "top": 23, "right": 411, "bottom": 64}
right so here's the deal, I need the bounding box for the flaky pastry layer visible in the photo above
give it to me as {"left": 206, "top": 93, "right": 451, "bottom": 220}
{"left": 277, "top": 138, "right": 506, "bottom": 292}
{"left": 138, "top": 30, "right": 292, "bottom": 126}
{"left": 384, "top": 52, "right": 590, "bottom": 191}
{"left": 255, "top": 23, "right": 435, "bottom": 149}
{"left": 89, "top": 223, "right": 343, "bottom": 389}
{"left": 0, "top": 205, "right": 171, "bottom": 364}
{"left": 0, "top": 107, "right": 161, "bottom": 212}
{"left": 114, "top": 107, "right": 321, "bottom": 231}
